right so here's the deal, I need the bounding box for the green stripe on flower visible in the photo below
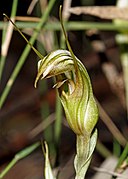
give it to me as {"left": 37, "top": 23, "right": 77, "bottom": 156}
{"left": 35, "top": 49, "right": 98, "bottom": 136}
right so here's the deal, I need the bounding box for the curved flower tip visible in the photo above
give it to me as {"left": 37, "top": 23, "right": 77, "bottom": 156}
{"left": 35, "top": 49, "right": 98, "bottom": 136}
{"left": 34, "top": 49, "right": 74, "bottom": 88}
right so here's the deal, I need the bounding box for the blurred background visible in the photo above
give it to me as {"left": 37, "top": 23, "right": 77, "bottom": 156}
{"left": 0, "top": 0, "right": 128, "bottom": 178}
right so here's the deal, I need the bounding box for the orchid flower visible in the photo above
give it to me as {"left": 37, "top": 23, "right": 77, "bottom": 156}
{"left": 35, "top": 6, "right": 98, "bottom": 179}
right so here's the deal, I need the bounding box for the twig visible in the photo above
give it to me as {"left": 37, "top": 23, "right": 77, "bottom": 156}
{"left": 97, "top": 100, "right": 127, "bottom": 146}
{"left": 62, "top": 0, "right": 72, "bottom": 20}
{"left": 102, "top": 62, "right": 125, "bottom": 108}
{"left": 27, "top": 0, "right": 39, "bottom": 14}
{"left": 29, "top": 113, "right": 55, "bottom": 139}
{"left": 69, "top": 6, "right": 128, "bottom": 20}
{"left": 16, "top": 16, "right": 40, "bottom": 22}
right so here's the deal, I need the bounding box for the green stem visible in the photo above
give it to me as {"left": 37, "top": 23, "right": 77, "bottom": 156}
{"left": 0, "top": 0, "right": 57, "bottom": 109}
{"left": 53, "top": 93, "right": 62, "bottom": 166}
{"left": 115, "top": 143, "right": 128, "bottom": 170}
{"left": 54, "top": 93, "right": 62, "bottom": 146}
{"left": 74, "top": 130, "right": 98, "bottom": 179}
{"left": 113, "top": 139, "right": 121, "bottom": 157}
{"left": 0, "top": 0, "right": 18, "bottom": 81}
{"left": 0, "top": 21, "right": 128, "bottom": 31}
{"left": 75, "top": 135, "right": 90, "bottom": 179}
{"left": 0, "top": 142, "right": 40, "bottom": 179}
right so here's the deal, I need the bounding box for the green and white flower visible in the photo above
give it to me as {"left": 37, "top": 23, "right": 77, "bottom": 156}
{"left": 35, "top": 49, "right": 98, "bottom": 137}
{"left": 35, "top": 6, "right": 99, "bottom": 178}
{"left": 35, "top": 48, "right": 98, "bottom": 179}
